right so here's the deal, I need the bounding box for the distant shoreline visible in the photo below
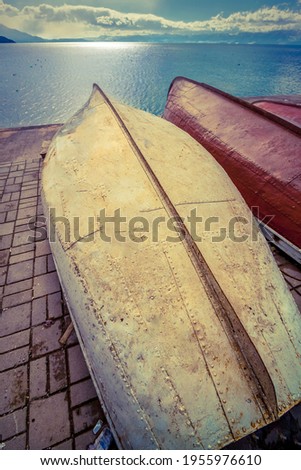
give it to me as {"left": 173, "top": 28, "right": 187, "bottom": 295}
{"left": 0, "top": 35, "right": 15, "bottom": 43}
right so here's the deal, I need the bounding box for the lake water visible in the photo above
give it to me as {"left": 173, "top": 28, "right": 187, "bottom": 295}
{"left": 0, "top": 42, "right": 301, "bottom": 128}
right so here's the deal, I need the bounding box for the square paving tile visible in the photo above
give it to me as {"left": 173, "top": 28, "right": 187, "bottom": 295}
{"left": 33, "top": 272, "right": 61, "bottom": 298}
{"left": 3, "top": 433, "right": 26, "bottom": 450}
{"left": 48, "top": 292, "right": 63, "bottom": 319}
{"left": 0, "top": 346, "right": 29, "bottom": 372}
{"left": 49, "top": 350, "right": 67, "bottom": 393}
{"left": 0, "top": 407, "right": 27, "bottom": 441}
{"left": 70, "top": 378, "right": 97, "bottom": 408}
{"left": 6, "top": 259, "right": 33, "bottom": 284}
{"left": 0, "top": 365, "right": 28, "bottom": 414}
{"left": 12, "top": 230, "right": 34, "bottom": 248}
{"left": 2, "top": 289, "right": 32, "bottom": 309}
{"left": 68, "top": 344, "right": 90, "bottom": 384}
{"left": 0, "top": 329, "right": 30, "bottom": 354}
{"left": 31, "top": 318, "right": 64, "bottom": 358}
{"left": 0, "top": 222, "right": 14, "bottom": 236}
{"left": 32, "top": 296, "right": 47, "bottom": 326}
{"left": 73, "top": 399, "right": 104, "bottom": 434}
{"left": 29, "top": 392, "right": 70, "bottom": 449}
{"left": 0, "top": 303, "right": 31, "bottom": 337}
{"left": 0, "top": 249, "right": 10, "bottom": 267}
{"left": 30, "top": 356, "right": 47, "bottom": 399}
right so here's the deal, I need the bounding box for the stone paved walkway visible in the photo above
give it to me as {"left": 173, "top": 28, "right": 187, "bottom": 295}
{"left": 0, "top": 125, "right": 301, "bottom": 450}
{"left": 0, "top": 127, "right": 105, "bottom": 450}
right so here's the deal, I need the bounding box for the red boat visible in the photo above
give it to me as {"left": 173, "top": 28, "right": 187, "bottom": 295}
{"left": 163, "top": 77, "right": 301, "bottom": 263}
{"left": 245, "top": 96, "right": 301, "bottom": 129}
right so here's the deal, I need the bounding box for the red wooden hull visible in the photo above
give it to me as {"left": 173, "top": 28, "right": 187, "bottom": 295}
{"left": 163, "top": 77, "right": 301, "bottom": 251}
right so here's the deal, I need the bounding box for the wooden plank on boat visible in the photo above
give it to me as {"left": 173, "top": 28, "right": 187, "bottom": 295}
{"left": 42, "top": 84, "right": 301, "bottom": 450}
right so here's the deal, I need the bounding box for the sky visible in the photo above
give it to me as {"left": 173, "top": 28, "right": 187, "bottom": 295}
{"left": 0, "top": 1, "right": 301, "bottom": 40}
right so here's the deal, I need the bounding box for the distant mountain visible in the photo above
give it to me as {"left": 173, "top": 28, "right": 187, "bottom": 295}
{"left": 55, "top": 31, "right": 301, "bottom": 45}
{"left": 95, "top": 31, "right": 301, "bottom": 45}
{"left": 0, "top": 35, "right": 15, "bottom": 43}
{"left": 0, "top": 24, "right": 44, "bottom": 43}
{"left": 0, "top": 22, "right": 300, "bottom": 45}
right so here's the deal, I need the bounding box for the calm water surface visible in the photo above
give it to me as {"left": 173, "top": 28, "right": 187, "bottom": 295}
{"left": 0, "top": 42, "right": 301, "bottom": 127}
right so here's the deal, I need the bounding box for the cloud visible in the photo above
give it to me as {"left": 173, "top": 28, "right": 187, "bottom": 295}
{"left": 0, "top": 0, "right": 19, "bottom": 16}
{"left": 0, "top": 1, "right": 301, "bottom": 39}
{"left": 214, "top": 6, "right": 301, "bottom": 32}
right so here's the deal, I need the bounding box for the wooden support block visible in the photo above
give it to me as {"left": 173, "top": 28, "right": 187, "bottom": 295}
{"left": 59, "top": 322, "right": 74, "bottom": 345}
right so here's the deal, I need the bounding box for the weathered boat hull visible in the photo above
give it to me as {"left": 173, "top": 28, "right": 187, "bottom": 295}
{"left": 42, "top": 85, "right": 301, "bottom": 450}
{"left": 163, "top": 77, "right": 301, "bottom": 258}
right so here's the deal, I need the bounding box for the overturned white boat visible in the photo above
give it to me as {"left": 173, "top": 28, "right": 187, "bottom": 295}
{"left": 42, "top": 85, "right": 301, "bottom": 450}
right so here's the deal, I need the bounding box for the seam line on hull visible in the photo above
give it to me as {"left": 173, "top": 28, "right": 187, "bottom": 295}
{"left": 94, "top": 84, "right": 278, "bottom": 425}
